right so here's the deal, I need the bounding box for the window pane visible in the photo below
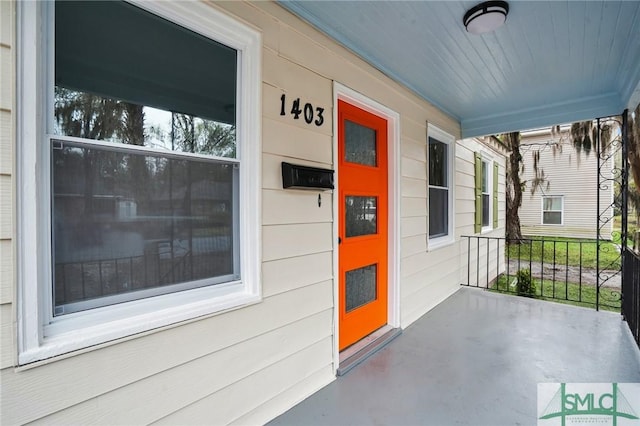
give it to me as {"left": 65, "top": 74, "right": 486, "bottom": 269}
{"left": 345, "top": 196, "right": 377, "bottom": 237}
{"left": 344, "top": 120, "right": 377, "bottom": 166}
{"left": 482, "top": 194, "right": 490, "bottom": 226}
{"left": 543, "top": 197, "right": 562, "bottom": 211}
{"left": 482, "top": 161, "right": 488, "bottom": 193}
{"left": 543, "top": 212, "right": 562, "bottom": 224}
{"left": 428, "top": 138, "right": 447, "bottom": 187}
{"left": 429, "top": 187, "right": 448, "bottom": 237}
{"left": 346, "top": 264, "right": 377, "bottom": 312}
{"left": 54, "top": 1, "right": 237, "bottom": 157}
{"left": 52, "top": 140, "right": 237, "bottom": 315}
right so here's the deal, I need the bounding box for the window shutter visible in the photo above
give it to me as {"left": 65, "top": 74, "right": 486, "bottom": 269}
{"left": 493, "top": 162, "right": 499, "bottom": 228}
{"left": 474, "top": 152, "right": 482, "bottom": 233}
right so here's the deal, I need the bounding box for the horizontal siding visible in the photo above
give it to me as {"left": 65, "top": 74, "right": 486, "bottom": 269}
{"left": 401, "top": 137, "right": 426, "bottom": 161}
{"left": 0, "top": 239, "right": 12, "bottom": 304}
{"left": 0, "top": 109, "right": 12, "bottom": 175}
{"left": 0, "top": 281, "right": 333, "bottom": 425}
{"left": 153, "top": 338, "right": 333, "bottom": 425}
{"left": 0, "top": 0, "right": 14, "bottom": 46}
{"left": 262, "top": 117, "right": 333, "bottom": 164}
{"left": 0, "top": 303, "right": 13, "bottom": 369}
{"left": 262, "top": 223, "right": 332, "bottom": 261}
{"left": 0, "top": 0, "right": 11, "bottom": 379}
{"left": 0, "top": 175, "right": 11, "bottom": 240}
{"left": 401, "top": 196, "right": 427, "bottom": 218}
{"left": 263, "top": 252, "right": 333, "bottom": 297}
{"left": 263, "top": 189, "right": 332, "bottom": 226}
{"left": 29, "top": 311, "right": 334, "bottom": 426}
{"left": 0, "top": 45, "right": 12, "bottom": 111}
{"left": 230, "top": 364, "right": 334, "bottom": 425}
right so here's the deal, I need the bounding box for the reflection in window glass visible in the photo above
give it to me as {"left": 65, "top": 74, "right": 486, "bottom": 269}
{"left": 543, "top": 196, "right": 563, "bottom": 224}
{"left": 346, "top": 196, "right": 377, "bottom": 237}
{"left": 428, "top": 138, "right": 447, "bottom": 187}
{"left": 345, "top": 120, "right": 377, "bottom": 166}
{"left": 52, "top": 141, "right": 237, "bottom": 315}
{"left": 429, "top": 137, "right": 449, "bottom": 238}
{"left": 50, "top": 0, "right": 242, "bottom": 316}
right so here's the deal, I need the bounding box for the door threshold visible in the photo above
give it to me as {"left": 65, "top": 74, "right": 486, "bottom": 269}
{"left": 337, "top": 326, "right": 402, "bottom": 376}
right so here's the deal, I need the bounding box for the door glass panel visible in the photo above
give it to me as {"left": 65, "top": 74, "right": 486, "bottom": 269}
{"left": 346, "top": 196, "right": 377, "bottom": 237}
{"left": 345, "top": 120, "right": 376, "bottom": 166}
{"left": 346, "top": 264, "right": 377, "bottom": 312}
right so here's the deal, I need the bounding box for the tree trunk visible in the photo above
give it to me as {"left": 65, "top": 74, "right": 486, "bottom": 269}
{"left": 505, "top": 132, "right": 523, "bottom": 242}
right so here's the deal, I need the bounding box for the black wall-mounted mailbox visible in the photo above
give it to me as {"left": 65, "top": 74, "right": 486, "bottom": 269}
{"left": 282, "top": 162, "right": 334, "bottom": 190}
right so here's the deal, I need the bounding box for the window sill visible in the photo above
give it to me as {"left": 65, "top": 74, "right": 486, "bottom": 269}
{"left": 19, "top": 285, "right": 261, "bottom": 366}
{"left": 428, "top": 235, "right": 455, "bottom": 251}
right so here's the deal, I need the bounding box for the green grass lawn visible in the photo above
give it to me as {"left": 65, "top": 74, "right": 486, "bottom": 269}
{"left": 492, "top": 274, "right": 621, "bottom": 312}
{"left": 506, "top": 237, "right": 621, "bottom": 270}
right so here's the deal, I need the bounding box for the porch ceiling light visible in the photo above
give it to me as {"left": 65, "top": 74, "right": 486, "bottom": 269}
{"left": 463, "top": 1, "right": 509, "bottom": 35}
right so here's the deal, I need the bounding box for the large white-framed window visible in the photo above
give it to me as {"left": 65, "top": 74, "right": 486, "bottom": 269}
{"left": 427, "top": 125, "right": 455, "bottom": 248}
{"left": 542, "top": 196, "right": 563, "bottom": 225}
{"left": 17, "top": 0, "right": 261, "bottom": 364}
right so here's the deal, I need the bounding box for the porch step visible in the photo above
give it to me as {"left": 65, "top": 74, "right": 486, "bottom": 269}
{"left": 337, "top": 327, "right": 402, "bottom": 376}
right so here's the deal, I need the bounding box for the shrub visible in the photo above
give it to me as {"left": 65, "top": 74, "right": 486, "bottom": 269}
{"left": 516, "top": 268, "right": 536, "bottom": 297}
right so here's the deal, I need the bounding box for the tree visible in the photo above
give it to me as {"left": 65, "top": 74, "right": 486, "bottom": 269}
{"left": 502, "top": 132, "right": 524, "bottom": 241}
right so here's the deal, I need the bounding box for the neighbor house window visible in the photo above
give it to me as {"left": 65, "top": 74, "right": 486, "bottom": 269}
{"left": 542, "top": 196, "right": 563, "bottom": 224}
{"left": 18, "top": 1, "right": 261, "bottom": 364}
{"left": 474, "top": 152, "right": 498, "bottom": 233}
{"left": 428, "top": 125, "right": 454, "bottom": 247}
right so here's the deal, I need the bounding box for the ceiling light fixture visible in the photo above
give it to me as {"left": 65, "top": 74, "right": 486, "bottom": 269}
{"left": 463, "top": 1, "right": 509, "bottom": 35}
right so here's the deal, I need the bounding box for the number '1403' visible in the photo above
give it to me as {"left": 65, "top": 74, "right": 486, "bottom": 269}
{"left": 280, "top": 94, "right": 324, "bottom": 127}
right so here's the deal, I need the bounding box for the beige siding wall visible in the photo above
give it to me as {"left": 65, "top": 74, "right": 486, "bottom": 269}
{"left": 519, "top": 130, "right": 613, "bottom": 240}
{"left": 456, "top": 139, "right": 507, "bottom": 289}
{"left": 0, "top": 1, "right": 506, "bottom": 424}
{"left": 0, "top": 0, "right": 15, "bottom": 373}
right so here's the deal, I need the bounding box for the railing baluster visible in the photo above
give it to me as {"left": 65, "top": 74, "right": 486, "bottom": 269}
{"left": 496, "top": 238, "right": 500, "bottom": 291}
{"left": 565, "top": 241, "right": 569, "bottom": 301}
{"left": 506, "top": 238, "right": 510, "bottom": 292}
{"left": 552, "top": 241, "right": 556, "bottom": 299}
{"left": 476, "top": 237, "right": 480, "bottom": 287}
{"left": 467, "top": 237, "right": 471, "bottom": 286}
{"left": 540, "top": 240, "right": 545, "bottom": 298}
{"left": 486, "top": 238, "right": 490, "bottom": 289}
{"left": 579, "top": 242, "right": 583, "bottom": 302}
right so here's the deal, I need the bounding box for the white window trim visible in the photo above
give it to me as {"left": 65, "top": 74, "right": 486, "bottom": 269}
{"left": 427, "top": 124, "right": 455, "bottom": 249}
{"left": 481, "top": 153, "right": 494, "bottom": 233}
{"left": 541, "top": 195, "right": 564, "bottom": 226}
{"left": 17, "top": 0, "right": 262, "bottom": 365}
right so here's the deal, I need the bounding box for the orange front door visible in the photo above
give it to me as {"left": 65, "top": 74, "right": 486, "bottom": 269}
{"left": 338, "top": 100, "right": 388, "bottom": 351}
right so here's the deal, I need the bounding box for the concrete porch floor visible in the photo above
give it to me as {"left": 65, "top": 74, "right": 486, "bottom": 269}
{"left": 269, "top": 287, "right": 640, "bottom": 426}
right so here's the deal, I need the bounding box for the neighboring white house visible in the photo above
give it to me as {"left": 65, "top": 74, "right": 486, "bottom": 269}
{"left": 0, "top": 1, "right": 505, "bottom": 424}
{"left": 519, "top": 126, "right": 614, "bottom": 240}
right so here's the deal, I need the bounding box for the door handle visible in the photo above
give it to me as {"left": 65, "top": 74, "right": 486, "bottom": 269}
{"left": 339, "top": 237, "right": 342, "bottom": 244}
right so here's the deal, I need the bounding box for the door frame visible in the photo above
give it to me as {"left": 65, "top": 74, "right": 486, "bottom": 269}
{"left": 332, "top": 82, "right": 400, "bottom": 373}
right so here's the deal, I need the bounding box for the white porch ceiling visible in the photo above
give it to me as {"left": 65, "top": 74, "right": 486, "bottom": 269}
{"left": 278, "top": 1, "right": 640, "bottom": 138}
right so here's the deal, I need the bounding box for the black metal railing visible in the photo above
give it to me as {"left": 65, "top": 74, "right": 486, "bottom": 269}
{"left": 622, "top": 250, "right": 640, "bottom": 348}
{"left": 461, "top": 235, "right": 622, "bottom": 311}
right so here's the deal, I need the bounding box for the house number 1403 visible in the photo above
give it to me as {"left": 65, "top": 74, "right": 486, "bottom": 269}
{"left": 280, "top": 94, "right": 324, "bottom": 127}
